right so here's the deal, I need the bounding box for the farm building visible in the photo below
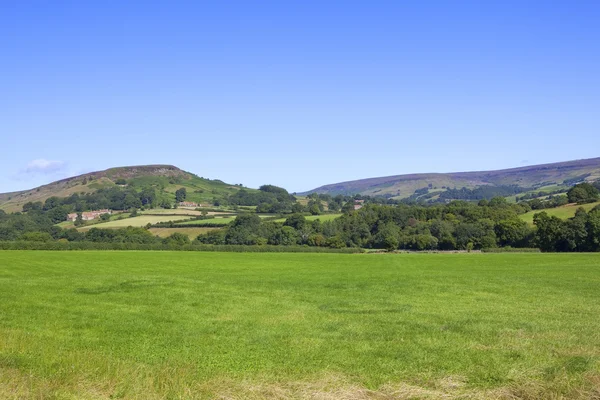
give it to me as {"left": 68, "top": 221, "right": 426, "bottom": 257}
{"left": 66, "top": 209, "right": 112, "bottom": 221}
{"left": 354, "top": 200, "right": 365, "bottom": 210}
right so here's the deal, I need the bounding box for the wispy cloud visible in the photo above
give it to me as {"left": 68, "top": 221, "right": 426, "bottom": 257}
{"left": 11, "top": 159, "right": 69, "bottom": 182}
{"left": 23, "top": 159, "right": 67, "bottom": 175}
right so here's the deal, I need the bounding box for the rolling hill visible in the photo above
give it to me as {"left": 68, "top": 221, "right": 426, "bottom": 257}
{"left": 0, "top": 165, "right": 246, "bottom": 213}
{"left": 303, "top": 157, "right": 600, "bottom": 199}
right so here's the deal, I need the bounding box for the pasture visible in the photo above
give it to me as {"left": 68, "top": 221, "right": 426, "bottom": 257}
{"left": 148, "top": 227, "right": 220, "bottom": 238}
{"left": 139, "top": 209, "right": 230, "bottom": 216}
{"left": 175, "top": 216, "right": 238, "bottom": 226}
{"left": 519, "top": 201, "right": 600, "bottom": 224}
{"left": 77, "top": 215, "right": 194, "bottom": 231}
{"left": 0, "top": 252, "right": 599, "bottom": 399}
{"left": 273, "top": 214, "right": 342, "bottom": 223}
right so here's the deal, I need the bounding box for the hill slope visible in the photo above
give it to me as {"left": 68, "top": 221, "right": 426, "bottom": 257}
{"left": 0, "top": 165, "right": 244, "bottom": 212}
{"left": 304, "top": 157, "right": 600, "bottom": 199}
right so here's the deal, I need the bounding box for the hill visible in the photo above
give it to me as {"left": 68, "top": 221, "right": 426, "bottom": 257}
{"left": 303, "top": 157, "right": 600, "bottom": 200}
{"left": 0, "top": 165, "right": 245, "bottom": 213}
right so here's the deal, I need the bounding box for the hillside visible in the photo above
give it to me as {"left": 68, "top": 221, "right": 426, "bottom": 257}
{"left": 0, "top": 165, "right": 245, "bottom": 213}
{"left": 304, "top": 157, "right": 600, "bottom": 200}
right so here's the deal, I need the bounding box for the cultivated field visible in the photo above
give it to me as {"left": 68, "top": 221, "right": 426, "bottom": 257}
{"left": 519, "top": 201, "right": 600, "bottom": 224}
{"left": 77, "top": 215, "right": 194, "bottom": 231}
{"left": 0, "top": 252, "right": 599, "bottom": 399}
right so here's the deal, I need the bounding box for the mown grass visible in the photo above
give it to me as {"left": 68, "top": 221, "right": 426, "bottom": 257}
{"left": 0, "top": 252, "right": 599, "bottom": 399}
{"left": 273, "top": 214, "right": 342, "bottom": 223}
{"left": 519, "top": 201, "right": 600, "bottom": 224}
{"left": 148, "top": 227, "right": 220, "bottom": 238}
{"left": 139, "top": 208, "right": 231, "bottom": 216}
{"left": 77, "top": 215, "right": 194, "bottom": 231}
{"left": 175, "top": 216, "right": 237, "bottom": 226}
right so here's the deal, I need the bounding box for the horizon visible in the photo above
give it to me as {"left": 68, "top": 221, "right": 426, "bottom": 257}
{"left": 2, "top": 1, "right": 599, "bottom": 193}
{"left": 3, "top": 155, "right": 599, "bottom": 195}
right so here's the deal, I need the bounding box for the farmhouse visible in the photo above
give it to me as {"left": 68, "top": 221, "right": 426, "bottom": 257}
{"left": 354, "top": 200, "right": 365, "bottom": 210}
{"left": 66, "top": 209, "right": 112, "bottom": 222}
{"left": 178, "top": 201, "right": 198, "bottom": 208}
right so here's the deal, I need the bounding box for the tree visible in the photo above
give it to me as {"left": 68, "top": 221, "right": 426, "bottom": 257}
{"left": 225, "top": 214, "right": 263, "bottom": 245}
{"left": 20, "top": 232, "right": 54, "bottom": 242}
{"left": 163, "top": 232, "right": 190, "bottom": 246}
{"left": 22, "top": 202, "right": 43, "bottom": 212}
{"left": 175, "top": 187, "right": 187, "bottom": 202}
{"left": 567, "top": 183, "right": 599, "bottom": 204}
{"left": 533, "top": 212, "right": 563, "bottom": 252}
{"left": 139, "top": 188, "right": 157, "bottom": 207}
{"left": 100, "top": 213, "right": 111, "bottom": 222}
{"left": 74, "top": 213, "right": 84, "bottom": 227}
{"left": 495, "top": 218, "right": 531, "bottom": 247}
{"left": 372, "top": 222, "right": 400, "bottom": 251}
{"left": 284, "top": 214, "right": 307, "bottom": 230}
{"left": 586, "top": 208, "right": 600, "bottom": 251}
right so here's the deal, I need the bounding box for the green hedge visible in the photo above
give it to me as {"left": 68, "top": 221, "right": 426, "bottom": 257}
{"left": 481, "top": 247, "right": 541, "bottom": 253}
{"left": 0, "top": 241, "right": 363, "bottom": 253}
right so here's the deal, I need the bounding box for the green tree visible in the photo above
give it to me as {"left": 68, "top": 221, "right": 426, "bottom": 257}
{"left": 533, "top": 212, "right": 563, "bottom": 252}
{"left": 74, "top": 213, "right": 84, "bottom": 227}
{"left": 372, "top": 222, "right": 400, "bottom": 251}
{"left": 139, "top": 188, "right": 157, "bottom": 207}
{"left": 495, "top": 218, "right": 531, "bottom": 247}
{"left": 284, "top": 214, "right": 307, "bottom": 230}
{"left": 567, "top": 183, "right": 599, "bottom": 204}
{"left": 175, "top": 187, "right": 187, "bottom": 202}
{"left": 20, "top": 231, "right": 53, "bottom": 242}
{"left": 100, "top": 213, "right": 111, "bottom": 222}
{"left": 225, "top": 214, "right": 263, "bottom": 245}
{"left": 163, "top": 232, "right": 190, "bottom": 246}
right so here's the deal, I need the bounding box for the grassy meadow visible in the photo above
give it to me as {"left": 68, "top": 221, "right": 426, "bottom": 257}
{"left": 148, "top": 227, "right": 220, "bottom": 239}
{"left": 273, "top": 214, "right": 342, "bottom": 223}
{"left": 519, "top": 201, "right": 600, "bottom": 224}
{"left": 77, "top": 215, "right": 195, "bottom": 231}
{"left": 174, "top": 216, "right": 238, "bottom": 226}
{"left": 0, "top": 252, "right": 599, "bottom": 399}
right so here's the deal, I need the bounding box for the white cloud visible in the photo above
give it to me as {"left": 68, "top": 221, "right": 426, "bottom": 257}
{"left": 23, "top": 159, "right": 67, "bottom": 175}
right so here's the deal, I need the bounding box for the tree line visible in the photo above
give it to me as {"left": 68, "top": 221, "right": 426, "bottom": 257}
{"left": 2, "top": 182, "right": 598, "bottom": 252}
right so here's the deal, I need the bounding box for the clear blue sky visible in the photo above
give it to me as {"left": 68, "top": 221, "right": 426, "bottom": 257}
{"left": 1, "top": 1, "right": 599, "bottom": 193}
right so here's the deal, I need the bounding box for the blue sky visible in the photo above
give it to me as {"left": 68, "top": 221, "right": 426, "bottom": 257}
{"left": 1, "top": 1, "right": 599, "bottom": 193}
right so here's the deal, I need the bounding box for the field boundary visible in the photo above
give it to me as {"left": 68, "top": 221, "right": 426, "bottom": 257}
{"left": 0, "top": 241, "right": 363, "bottom": 253}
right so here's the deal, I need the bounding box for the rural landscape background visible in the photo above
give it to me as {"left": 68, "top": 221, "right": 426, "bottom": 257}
{"left": 2, "top": 1, "right": 600, "bottom": 399}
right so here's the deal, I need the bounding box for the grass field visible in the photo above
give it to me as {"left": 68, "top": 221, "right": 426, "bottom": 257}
{"left": 519, "top": 201, "right": 600, "bottom": 224}
{"left": 175, "top": 216, "right": 238, "bottom": 226}
{"left": 77, "top": 215, "right": 194, "bottom": 231}
{"left": 148, "top": 227, "right": 220, "bottom": 238}
{"left": 139, "top": 208, "right": 230, "bottom": 216}
{"left": 273, "top": 214, "right": 342, "bottom": 223}
{"left": 0, "top": 251, "right": 599, "bottom": 399}
{"left": 174, "top": 215, "right": 272, "bottom": 227}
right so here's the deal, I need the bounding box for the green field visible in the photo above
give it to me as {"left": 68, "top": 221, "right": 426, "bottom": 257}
{"left": 148, "top": 227, "right": 220, "bottom": 238}
{"left": 273, "top": 214, "right": 342, "bottom": 223}
{"left": 139, "top": 209, "right": 231, "bottom": 216}
{"left": 520, "top": 201, "right": 600, "bottom": 224}
{"left": 1, "top": 251, "right": 599, "bottom": 399}
{"left": 77, "top": 215, "right": 194, "bottom": 231}
{"left": 175, "top": 215, "right": 272, "bottom": 226}
{"left": 175, "top": 216, "right": 238, "bottom": 226}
